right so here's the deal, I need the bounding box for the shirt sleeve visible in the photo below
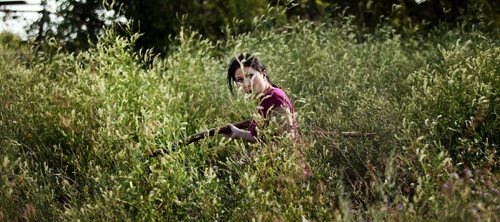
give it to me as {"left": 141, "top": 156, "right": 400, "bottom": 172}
{"left": 261, "top": 94, "right": 289, "bottom": 118}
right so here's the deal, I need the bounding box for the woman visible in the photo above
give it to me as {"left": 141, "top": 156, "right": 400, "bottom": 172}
{"left": 224, "top": 53, "right": 298, "bottom": 143}
{"left": 224, "top": 53, "right": 311, "bottom": 178}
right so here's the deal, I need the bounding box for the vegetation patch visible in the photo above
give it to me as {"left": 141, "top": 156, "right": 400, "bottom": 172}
{"left": 0, "top": 17, "right": 498, "bottom": 220}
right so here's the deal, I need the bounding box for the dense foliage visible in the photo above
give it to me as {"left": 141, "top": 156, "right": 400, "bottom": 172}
{"left": 1, "top": 17, "right": 499, "bottom": 221}
{"left": 33, "top": 0, "right": 499, "bottom": 52}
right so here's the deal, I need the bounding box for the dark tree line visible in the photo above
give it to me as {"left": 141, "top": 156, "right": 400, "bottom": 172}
{"left": 113, "top": 0, "right": 269, "bottom": 52}
{"left": 37, "top": 0, "right": 499, "bottom": 52}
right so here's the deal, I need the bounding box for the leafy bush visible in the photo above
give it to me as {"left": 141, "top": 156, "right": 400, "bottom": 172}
{"left": 0, "top": 19, "right": 498, "bottom": 220}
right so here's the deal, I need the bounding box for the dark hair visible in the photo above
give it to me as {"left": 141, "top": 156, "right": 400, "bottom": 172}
{"left": 227, "top": 53, "right": 275, "bottom": 95}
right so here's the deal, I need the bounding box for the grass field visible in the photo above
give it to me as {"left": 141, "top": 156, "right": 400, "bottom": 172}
{"left": 1, "top": 18, "right": 499, "bottom": 220}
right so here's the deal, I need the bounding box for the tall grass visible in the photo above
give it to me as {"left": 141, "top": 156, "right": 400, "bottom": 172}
{"left": 0, "top": 19, "right": 498, "bottom": 221}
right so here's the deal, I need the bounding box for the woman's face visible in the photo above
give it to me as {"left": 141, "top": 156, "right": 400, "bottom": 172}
{"left": 234, "top": 67, "right": 269, "bottom": 95}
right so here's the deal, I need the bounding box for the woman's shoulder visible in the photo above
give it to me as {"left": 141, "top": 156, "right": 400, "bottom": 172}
{"left": 261, "top": 86, "right": 294, "bottom": 109}
{"left": 267, "top": 86, "right": 290, "bottom": 100}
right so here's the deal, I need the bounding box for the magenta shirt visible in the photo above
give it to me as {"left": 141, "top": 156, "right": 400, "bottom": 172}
{"left": 248, "top": 86, "right": 298, "bottom": 137}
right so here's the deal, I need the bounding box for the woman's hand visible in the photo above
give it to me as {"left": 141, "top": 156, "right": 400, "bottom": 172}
{"left": 222, "top": 124, "right": 257, "bottom": 143}
{"left": 222, "top": 124, "right": 239, "bottom": 139}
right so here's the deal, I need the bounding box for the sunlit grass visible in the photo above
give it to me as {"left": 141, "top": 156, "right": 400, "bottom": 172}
{"left": 0, "top": 19, "right": 498, "bottom": 221}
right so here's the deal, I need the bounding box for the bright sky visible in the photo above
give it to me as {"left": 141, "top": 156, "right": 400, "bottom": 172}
{"left": 0, "top": 0, "right": 57, "bottom": 39}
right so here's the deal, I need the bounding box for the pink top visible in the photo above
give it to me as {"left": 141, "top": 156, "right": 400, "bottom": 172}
{"left": 248, "top": 86, "right": 298, "bottom": 138}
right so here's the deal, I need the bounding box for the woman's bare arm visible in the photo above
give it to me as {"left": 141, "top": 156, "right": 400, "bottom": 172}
{"left": 223, "top": 124, "right": 257, "bottom": 143}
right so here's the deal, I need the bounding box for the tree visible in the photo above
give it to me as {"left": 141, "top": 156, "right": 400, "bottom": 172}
{"left": 115, "top": 0, "right": 269, "bottom": 52}
{"left": 31, "top": 0, "right": 498, "bottom": 52}
{"left": 51, "top": 0, "right": 120, "bottom": 50}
